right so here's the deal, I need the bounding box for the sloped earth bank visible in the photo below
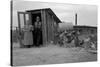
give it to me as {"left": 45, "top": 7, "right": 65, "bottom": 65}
{"left": 13, "top": 44, "right": 97, "bottom": 66}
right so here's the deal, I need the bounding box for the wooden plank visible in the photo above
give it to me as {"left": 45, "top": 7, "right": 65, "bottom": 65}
{"left": 26, "top": 10, "right": 41, "bottom": 14}
{"left": 17, "top": 12, "right": 24, "bottom": 47}
{"left": 45, "top": 11, "right": 48, "bottom": 42}
{"left": 28, "top": 13, "right": 32, "bottom": 25}
{"left": 47, "top": 12, "right": 51, "bottom": 43}
{"left": 50, "top": 14, "right": 53, "bottom": 42}
{"left": 50, "top": 14, "right": 53, "bottom": 41}
{"left": 46, "top": 10, "right": 57, "bottom": 44}
{"left": 46, "top": 12, "right": 49, "bottom": 43}
{"left": 47, "top": 10, "right": 54, "bottom": 44}
{"left": 41, "top": 10, "right": 45, "bottom": 45}
{"left": 31, "top": 11, "right": 41, "bottom": 14}
{"left": 46, "top": 11, "right": 51, "bottom": 43}
{"left": 51, "top": 15, "right": 54, "bottom": 42}
{"left": 41, "top": 10, "right": 47, "bottom": 45}
{"left": 23, "top": 13, "right": 26, "bottom": 25}
{"left": 44, "top": 10, "right": 47, "bottom": 45}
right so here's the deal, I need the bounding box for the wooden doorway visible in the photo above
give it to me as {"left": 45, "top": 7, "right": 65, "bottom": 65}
{"left": 31, "top": 13, "right": 43, "bottom": 46}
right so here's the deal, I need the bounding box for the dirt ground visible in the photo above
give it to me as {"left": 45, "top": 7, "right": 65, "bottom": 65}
{"left": 12, "top": 43, "right": 97, "bottom": 66}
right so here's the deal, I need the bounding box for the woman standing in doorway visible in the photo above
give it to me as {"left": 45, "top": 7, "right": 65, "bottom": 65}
{"left": 23, "top": 20, "right": 34, "bottom": 48}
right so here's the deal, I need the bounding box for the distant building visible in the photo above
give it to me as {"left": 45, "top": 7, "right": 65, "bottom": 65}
{"left": 73, "top": 25, "right": 97, "bottom": 34}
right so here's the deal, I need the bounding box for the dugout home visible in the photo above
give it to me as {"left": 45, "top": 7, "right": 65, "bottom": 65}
{"left": 17, "top": 8, "right": 62, "bottom": 47}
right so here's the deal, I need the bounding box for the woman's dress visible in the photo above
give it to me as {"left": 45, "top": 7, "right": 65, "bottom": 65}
{"left": 22, "top": 25, "right": 33, "bottom": 45}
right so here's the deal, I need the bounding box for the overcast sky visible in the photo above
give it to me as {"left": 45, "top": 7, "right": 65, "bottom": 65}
{"left": 12, "top": 1, "right": 97, "bottom": 28}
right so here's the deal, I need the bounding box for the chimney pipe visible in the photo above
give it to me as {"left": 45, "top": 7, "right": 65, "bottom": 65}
{"left": 75, "top": 13, "right": 77, "bottom": 26}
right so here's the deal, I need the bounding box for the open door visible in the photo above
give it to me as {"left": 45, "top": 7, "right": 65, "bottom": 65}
{"left": 17, "top": 12, "right": 32, "bottom": 47}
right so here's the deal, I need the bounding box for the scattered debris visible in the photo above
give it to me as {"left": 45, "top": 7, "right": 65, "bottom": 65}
{"left": 57, "top": 30, "right": 97, "bottom": 51}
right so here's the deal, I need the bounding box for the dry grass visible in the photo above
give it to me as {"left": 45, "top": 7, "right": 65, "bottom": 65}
{"left": 12, "top": 44, "right": 97, "bottom": 66}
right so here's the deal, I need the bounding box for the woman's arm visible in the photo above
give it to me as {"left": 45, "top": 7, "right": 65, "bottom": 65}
{"left": 30, "top": 25, "right": 34, "bottom": 31}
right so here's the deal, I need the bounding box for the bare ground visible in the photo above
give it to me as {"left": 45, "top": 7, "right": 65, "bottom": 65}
{"left": 12, "top": 44, "right": 97, "bottom": 66}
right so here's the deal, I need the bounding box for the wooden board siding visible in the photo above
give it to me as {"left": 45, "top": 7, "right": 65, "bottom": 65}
{"left": 51, "top": 15, "right": 55, "bottom": 42}
{"left": 45, "top": 11, "right": 57, "bottom": 44}
{"left": 51, "top": 16, "right": 58, "bottom": 44}
{"left": 41, "top": 10, "right": 47, "bottom": 45}
{"left": 46, "top": 11, "right": 50, "bottom": 43}
{"left": 48, "top": 13, "right": 53, "bottom": 42}
{"left": 45, "top": 11, "right": 48, "bottom": 43}
{"left": 46, "top": 11, "right": 53, "bottom": 43}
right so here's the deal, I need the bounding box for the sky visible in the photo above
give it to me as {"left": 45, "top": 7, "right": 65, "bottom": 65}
{"left": 12, "top": 0, "right": 97, "bottom": 29}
